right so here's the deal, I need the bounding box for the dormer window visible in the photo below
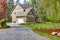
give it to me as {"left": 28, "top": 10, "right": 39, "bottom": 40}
{"left": 24, "top": 9, "right": 25, "bottom": 12}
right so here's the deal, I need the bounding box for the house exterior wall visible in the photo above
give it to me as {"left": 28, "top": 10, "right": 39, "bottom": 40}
{"left": 26, "top": 10, "right": 35, "bottom": 23}
{"left": 13, "top": 4, "right": 24, "bottom": 13}
{"left": 12, "top": 4, "right": 24, "bottom": 23}
{"left": 12, "top": 10, "right": 16, "bottom": 23}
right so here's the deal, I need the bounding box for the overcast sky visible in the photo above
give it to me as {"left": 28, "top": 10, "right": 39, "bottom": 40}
{"left": 14, "top": 0, "right": 29, "bottom": 4}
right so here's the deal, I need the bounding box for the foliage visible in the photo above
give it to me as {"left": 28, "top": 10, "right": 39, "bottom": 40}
{"left": 0, "top": 0, "right": 7, "bottom": 28}
{"left": 0, "top": 0, "right": 7, "bottom": 20}
{"left": 37, "top": 0, "right": 60, "bottom": 22}
{"left": 0, "top": 20, "right": 9, "bottom": 28}
{"left": 29, "top": 0, "right": 36, "bottom": 7}
{"left": 7, "top": 2, "right": 14, "bottom": 22}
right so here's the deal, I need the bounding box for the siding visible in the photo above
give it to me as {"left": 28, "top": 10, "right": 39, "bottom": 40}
{"left": 12, "top": 4, "right": 24, "bottom": 23}
{"left": 13, "top": 4, "right": 23, "bottom": 12}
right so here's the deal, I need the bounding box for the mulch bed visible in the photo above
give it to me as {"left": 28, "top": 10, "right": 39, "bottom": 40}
{"left": 33, "top": 29, "right": 60, "bottom": 38}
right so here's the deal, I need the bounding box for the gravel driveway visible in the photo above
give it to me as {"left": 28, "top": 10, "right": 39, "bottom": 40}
{"left": 0, "top": 24, "right": 50, "bottom": 40}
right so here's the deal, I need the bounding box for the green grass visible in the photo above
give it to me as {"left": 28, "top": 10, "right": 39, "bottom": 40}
{"left": 20, "top": 22, "right": 60, "bottom": 40}
{"left": 21, "top": 22, "right": 60, "bottom": 30}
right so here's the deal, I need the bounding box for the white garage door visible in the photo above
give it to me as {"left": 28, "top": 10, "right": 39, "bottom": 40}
{"left": 17, "top": 18, "right": 24, "bottom": 23}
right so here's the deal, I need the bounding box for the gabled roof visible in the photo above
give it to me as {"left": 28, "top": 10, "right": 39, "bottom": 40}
{"left": 12, "top": 3, "right": 34, "bottom": 16}
{"left": 11, "top": 3, "right": 32, "bottom": 12}
{"left": 15, "top": 7, "right": 33, "bottom": 16}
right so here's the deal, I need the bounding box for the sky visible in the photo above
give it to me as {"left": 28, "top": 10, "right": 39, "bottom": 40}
{"left": 14, "top": 0, "right": 29, "bottom": 4}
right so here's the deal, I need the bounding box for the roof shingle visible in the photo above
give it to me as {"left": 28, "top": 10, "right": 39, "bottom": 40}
{"left": 19, "top": 4, "right": 31, "bottom": 9}
{"left": 16, "top": 7, "right": 33, "bottom": 16}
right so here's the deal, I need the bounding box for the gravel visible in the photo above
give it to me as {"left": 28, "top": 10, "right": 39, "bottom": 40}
{"left": 0, "top": 25, "right": 50, "bottom": 40}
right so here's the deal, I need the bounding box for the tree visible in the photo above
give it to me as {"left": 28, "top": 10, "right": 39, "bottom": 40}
{"left": 37, "top": 0, "right": 48, "bottom": 22}
{"left": 29, "top": 0, "right": 36, "bottom": 7}
{"left": 16, "top": 0, "right": 20, "bottom": 3}
{"left": 7, "top": 0, "right": 14, "bottom": 22}
{"left": 37, "top": 0, "right": 60, "bottom": 22}
{"left": 23, "top": 0, "right": 29, "bottom": 5}
{"left": 0, "top": 0, "right": 7, "bottom": 28}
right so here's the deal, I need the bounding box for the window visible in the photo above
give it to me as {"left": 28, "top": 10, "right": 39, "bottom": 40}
{"left": 14, "top": 12, "right": 16, "bottom": 15}
{"left": 24, "top": 10, "right": 25, "bottom": 12}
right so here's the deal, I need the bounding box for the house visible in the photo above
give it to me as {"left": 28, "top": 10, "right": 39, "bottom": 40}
{"left": 11, "top": 4, "right": 37, "bottom": 24}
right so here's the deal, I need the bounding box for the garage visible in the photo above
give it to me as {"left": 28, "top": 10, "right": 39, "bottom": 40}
{"left": 17, "top": 18, "right": 24, "bottom": 24}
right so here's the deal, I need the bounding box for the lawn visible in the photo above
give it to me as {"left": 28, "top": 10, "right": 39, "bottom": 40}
{"left": 20, "top": 22, "right": 60, "bottom": 40}
{"left": 21, "top": 22, "right": 60, "bottom": 30}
